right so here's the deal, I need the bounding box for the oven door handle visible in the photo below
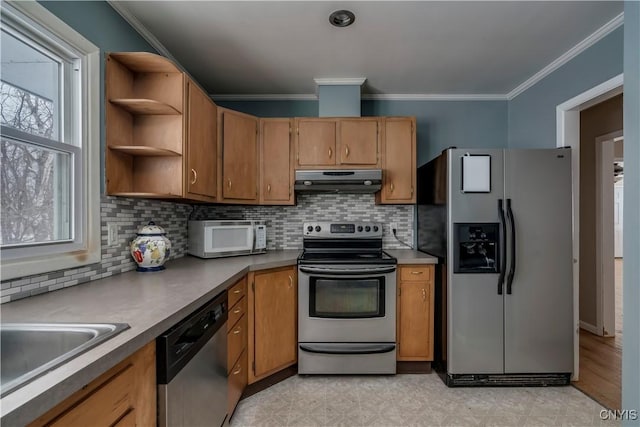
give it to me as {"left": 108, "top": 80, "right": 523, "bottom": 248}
{"left": 299, "top": 343, "right": 396, "bottom": 355}
{"left": 298, "top": 266, "right": 397, "bottom": 275}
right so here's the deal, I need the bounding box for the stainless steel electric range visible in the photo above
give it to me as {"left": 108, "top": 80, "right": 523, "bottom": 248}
{"left": 297, "top": 222, "right": 398, "bottom": 374}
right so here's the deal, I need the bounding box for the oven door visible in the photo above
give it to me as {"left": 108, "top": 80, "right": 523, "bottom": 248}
{"left": 298, "top": 264, "right": 396, "bottom": 343}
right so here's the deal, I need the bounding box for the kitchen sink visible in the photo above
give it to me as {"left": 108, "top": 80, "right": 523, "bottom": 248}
{"left": 0, "top": 323, "right": 129, "bottom": 397}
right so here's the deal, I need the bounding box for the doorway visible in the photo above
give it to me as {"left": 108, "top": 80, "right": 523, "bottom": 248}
{"left": 557, "top": 81, "right": 623, "bottom": 410}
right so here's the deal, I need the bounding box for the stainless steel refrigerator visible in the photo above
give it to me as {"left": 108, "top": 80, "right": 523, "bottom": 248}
{"left": 417, "top": 148, "right": 573, "bottom": 386}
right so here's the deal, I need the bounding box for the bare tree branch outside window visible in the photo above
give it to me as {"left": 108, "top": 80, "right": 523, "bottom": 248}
{"left": 0, "top": 81, "right": 56, "bottom": 245}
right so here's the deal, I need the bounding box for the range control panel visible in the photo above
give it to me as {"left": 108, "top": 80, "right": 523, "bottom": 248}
{"left": 303, "top": 222, "right": 383, "bottom": 239}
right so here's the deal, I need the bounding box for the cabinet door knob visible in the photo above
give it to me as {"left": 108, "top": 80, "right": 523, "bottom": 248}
{"left": 422, "top": 288, "right": 426, "bottom": 301}
{"left": 345, "top": 145, "right": 350, "bottom": 157}
{"left": 288, "top": 275, "right": 293, "bottom": 288}
{"left": 190, "top": 169, "right": 197, "bottom": 185}
{"left": 328, "top": 147, "right": 332, "bottom": 159}
{"left": 390, "top": 182, "right": 395, "bottom": 193}
{"left": 228, "top": 178, "right": 232, "bottom": 189}
{"left": 267, "top": 184, "right": 271, "bottom": 193}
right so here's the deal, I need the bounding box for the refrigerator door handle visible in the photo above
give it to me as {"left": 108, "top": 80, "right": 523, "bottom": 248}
{"left": 506, "top": 198, "right": 516, "bottom": 294}
{"left": 497, "top": 199, "right": 507, "bottom": 295}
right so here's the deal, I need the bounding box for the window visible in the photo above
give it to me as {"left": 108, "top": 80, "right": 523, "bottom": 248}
{"left": 0, "top": 1, "right": 99, "bottom": 280}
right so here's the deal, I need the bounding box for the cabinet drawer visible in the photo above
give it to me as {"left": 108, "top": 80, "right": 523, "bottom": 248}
{"left": 50, "top": 365, "right": 134, "bottom": 427}
{"left": 228, "top": 350, "right": 248, "bottom": 416}
{"left": 228, "top": 296, "right": 246, "bottom": 332}
{"left": 228, "top": 276, "right": 247, "bottom": 308}
{"left": 399, "top": 265, "right": 431, "bottom": 282}
{"left": 227, "top": 315, "right": 247, "bottom": 373}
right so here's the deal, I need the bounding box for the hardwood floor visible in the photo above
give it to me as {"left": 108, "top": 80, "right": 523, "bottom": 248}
{"left": 573, "top": 258, "right": 623, "bottom": 410}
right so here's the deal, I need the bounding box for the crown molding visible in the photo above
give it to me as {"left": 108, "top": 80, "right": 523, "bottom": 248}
{"left": 507, "top": 12, "right": 624, "bottom": 100}
{"left": 361, "top": 93, "right": 508, "bottom": 101}
{"left": 211, "top": 93, "right": 508, "bottom": 101}
{"left": 107, "top": 1, "right": 184, "bottom": 72}
{"left": 314, "top": 78, "right": 367, "bottom": 86}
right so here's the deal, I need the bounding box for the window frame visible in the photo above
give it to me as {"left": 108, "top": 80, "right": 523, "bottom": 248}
{"left": 1, "top": 0, "right": 100, "bottom": 281}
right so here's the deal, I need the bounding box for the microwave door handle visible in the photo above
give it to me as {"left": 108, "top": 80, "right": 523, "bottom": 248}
{"left": 249, "top": 225, "right": 256, "bottom": 252}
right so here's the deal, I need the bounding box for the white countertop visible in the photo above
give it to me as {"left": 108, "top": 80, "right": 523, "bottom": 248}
{"left": 0, "top": 249, "right": 436, "bottom": 425}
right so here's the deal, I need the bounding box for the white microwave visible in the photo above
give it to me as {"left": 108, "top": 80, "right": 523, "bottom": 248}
{"left": 188, "top": 220, "right": 267, "bottom": 259}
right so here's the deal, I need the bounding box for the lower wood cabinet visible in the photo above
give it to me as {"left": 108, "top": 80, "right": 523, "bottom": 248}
{"left": 227, "top": 276, "right": 248, "bottom": 417}
{"left": 397, "top": 265, "right": 435, "bottom": 361}
{"left": 29, "top": 341, "right": 156, "bottom": 427}
{"left": 228, "top": 350, "right": 248, "bottom": 416}
{"left": 248, "top": 266, "right": 297, "bottom": 384}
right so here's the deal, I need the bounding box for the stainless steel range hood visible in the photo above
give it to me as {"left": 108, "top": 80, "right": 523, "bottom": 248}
{"left": 295, "top": 170, "right": 382, "bottom": 193}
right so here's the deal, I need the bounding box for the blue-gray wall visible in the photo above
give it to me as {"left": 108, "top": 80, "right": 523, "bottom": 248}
{"left": 219, "top": 99, "right": 508, "bottom": 166}
{"left": 623, "top": 1, "right": 639, "bottom": 423}
{"left": 217, "top": 100, "right": 318, "bottom": 118}
{"left": 38, "top": 1, "right": 156, "bottom": 191}
{"left": 318, "top": 85, "right": 361, "bottom": 117}
{"left": 363, "top": 100, "right": 508, "bottom": 166}
{"left": 508, "top": 27, "right": 624, "bottom": 148}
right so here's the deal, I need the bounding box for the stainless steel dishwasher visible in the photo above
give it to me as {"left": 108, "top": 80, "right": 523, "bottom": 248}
{"left": 157, "top": 290, "right": 228, "bottom": 427}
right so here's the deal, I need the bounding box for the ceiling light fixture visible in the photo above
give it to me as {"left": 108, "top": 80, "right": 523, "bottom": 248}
{"left": 329, "top": 10, "right": 355, "bottom": 28}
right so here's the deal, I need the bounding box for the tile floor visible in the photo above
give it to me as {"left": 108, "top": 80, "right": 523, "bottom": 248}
{"left": 230, "top": 374, "right": 619, "bottom": 426}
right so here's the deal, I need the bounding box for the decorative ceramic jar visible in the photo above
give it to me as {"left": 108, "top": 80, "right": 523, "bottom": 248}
{"left": 130, "top": 221, "right": 171, "bottom": 272}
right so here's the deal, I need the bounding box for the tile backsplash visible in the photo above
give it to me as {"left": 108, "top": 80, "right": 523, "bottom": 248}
{"left": 193, "top": 193, "right": 414, "bottom": 250}
{"left": 0, "top": 196, "right": 192, "bottom": 304}
{"left": 1, "top": 193, "right": 413, "bottom": 303}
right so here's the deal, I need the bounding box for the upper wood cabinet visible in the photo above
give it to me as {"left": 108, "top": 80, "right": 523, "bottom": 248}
{"left": 106, "top": 52, "right": 184, "bottom": 199}
{"left": 397, "top": 265, "right": 435, "bottom": 361}
{"left": 185, "top": 79, "right": 217, "bottom": 201}
{"left": 338, "top": 118, "right": 380, "bottom": 167}
{"left": 295, "top": 118, "right": 336, "bottom": 167}
{"left": 295, "top": 117, "right": 381, "bottom": 169}
{"left": 218, "top": 108, "right": 259, "bottom": 203}
{"left": 377, "top": 117, "right": 416, "bottom": 204}
{"left": 248, "top": 266, "right": 297, "bottom": 384}
{"left": 106, "top": 52, "right": 217, "bottom": 202}
{"left": 260, "top": 118, "right": 294, "bottom": 205}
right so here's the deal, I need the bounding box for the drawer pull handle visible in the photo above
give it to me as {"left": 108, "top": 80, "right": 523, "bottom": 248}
{"left": 390, "top": 182, "right": 395, "bottom": 193}
{"left": 233, "top": 289, "right": 241, "bottom": 294}
{"left": 233, "top": 328, "right": 241, "bottom": 335}
{"left": 233, "top": 308, "right": 242, "bottom": 314}
{"left": 328, "top": 147, "right": 332, "bottom": 159}
{"left": 233, "top": 367, "right": 242, "bottom": 375}
{"left": 288, "top": 275, "right": 293, "bottom": 288}
{"left": 345, "top": 145, "right": 350, "bottom": 157}
{"left": 190, "top": 168, "right": 197, "bottom": 185}
{"left": 411, "top": 271, "right": 423, "bottom": 275}
{"left": 267, "top": 184, "right": 271, "bottom": 193}
{"left": 228, "top": 178, "right": 232, "bottom": 189}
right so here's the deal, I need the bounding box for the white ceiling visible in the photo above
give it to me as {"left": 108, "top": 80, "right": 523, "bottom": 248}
{"left": 111, "top": 1, "right": 623, "bottom": 97}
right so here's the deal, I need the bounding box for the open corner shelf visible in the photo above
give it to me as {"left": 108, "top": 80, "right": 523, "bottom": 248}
{"left": 110, "top": 192, "right": 182, "bottom": 199}
{"left": 110, "top": 99, "right": 181, "bottom": 115}
{"left": 108, "top": 52, "right": 181, "bottom": 73}
{"left": 109, "top": 146, "right": 181, "bottom": 157}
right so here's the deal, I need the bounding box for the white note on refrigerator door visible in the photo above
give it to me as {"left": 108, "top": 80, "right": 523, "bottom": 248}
{"left": 461, "top": 154, "right": 491, "bottom": 193}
